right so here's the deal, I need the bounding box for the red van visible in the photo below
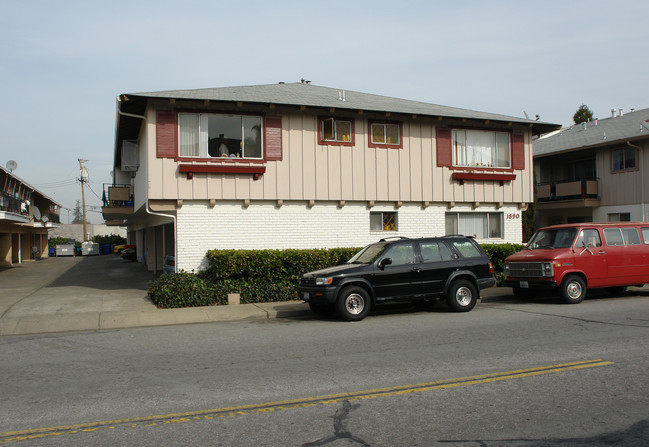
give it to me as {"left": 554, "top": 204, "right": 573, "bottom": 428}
{"left": 503, "top": 222, "right": 649, "bottom": 303}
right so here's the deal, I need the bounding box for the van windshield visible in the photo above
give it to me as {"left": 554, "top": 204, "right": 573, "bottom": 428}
{"left": 526, "top": 228, "right": 578, "bottom": 249}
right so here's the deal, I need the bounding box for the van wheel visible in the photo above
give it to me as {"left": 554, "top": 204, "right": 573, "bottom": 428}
{"left": 446, "top": 280, "right": 477, "bottom": 312}
{"left": 560, "top": 275, "right": 586, "bottom": 304}
{"left": 336, "top": 286, "right": 371, "bottom": 321}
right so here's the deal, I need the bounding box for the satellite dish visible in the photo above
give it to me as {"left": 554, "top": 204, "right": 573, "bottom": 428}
{"left": 42, "top": 215, "right": 49, "bottom": 223}
{"left": 33, "top": 207, "right": 42, "bottom": 221}
{"left": 6, "top": 160, "right": 17, "bottom": 172}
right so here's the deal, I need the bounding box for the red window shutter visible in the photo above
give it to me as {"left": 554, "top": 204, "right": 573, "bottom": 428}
{"left": 511, "top": 133, "right": 525, "bottom": 170}
{"left": 436, "top": 128, "right": 452, "bottom": 167}
{"left": 264, "top": 116, "right": 283, "bottom": 161}
{"left": 156, "top": 111, "right": 177, "bottom": 158}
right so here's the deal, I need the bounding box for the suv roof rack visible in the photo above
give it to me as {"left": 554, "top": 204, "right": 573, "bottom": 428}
{"left": 442, "top": 234, "right": 475, "bottom": 239}
{"left": 379, "top": 236, "right": 410, "bottom": 242}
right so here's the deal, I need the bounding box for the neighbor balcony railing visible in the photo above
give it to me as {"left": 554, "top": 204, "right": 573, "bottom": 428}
{"left": 536, "top": 180, "right": 599, "bottom": 202}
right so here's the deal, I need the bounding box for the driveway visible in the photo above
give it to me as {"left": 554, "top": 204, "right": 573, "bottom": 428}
{"left": 0, "top": 255, "right": 309, "bottom": 336}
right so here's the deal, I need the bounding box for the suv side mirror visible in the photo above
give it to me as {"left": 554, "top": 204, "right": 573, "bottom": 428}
{"left": 378, "top": 258, "right": 392, "bottom": 269}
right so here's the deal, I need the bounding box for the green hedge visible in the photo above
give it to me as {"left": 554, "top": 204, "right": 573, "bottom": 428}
{"left": 203, "top": 247, "right": 360, "bottom": 283}
{"left": 149, "top": 272, "right": 226, "bottom": 308}
{"left": 149, "top": 243, "right": 524, "bottom": 308}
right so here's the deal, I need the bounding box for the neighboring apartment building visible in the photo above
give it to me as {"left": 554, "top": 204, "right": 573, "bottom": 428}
{"left": 533, "top": 107, "right": 649, "bottom": 228}
{"left": 102, "top": 82, "right": 559, "bottom": 273}
{"left": 0, "top": 165, "right": 61, "bottom": 266}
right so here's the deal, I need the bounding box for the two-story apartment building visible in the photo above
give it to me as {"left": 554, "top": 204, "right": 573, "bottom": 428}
{"left": 533, "top": 107, "right": 649, "bottom": 227}
{"left": 1, "top": 165, "right": 61, "bottom": 266}
{"left": 102, "top": 82, "right": 559, "bottom": 273}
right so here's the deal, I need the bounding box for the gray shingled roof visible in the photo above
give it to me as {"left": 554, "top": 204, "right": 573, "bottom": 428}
{"left": 126, "top": 82, "right": 559, "bottom": 133}
{"left": 534, "top": 107, "right": 649, "bottom": 156}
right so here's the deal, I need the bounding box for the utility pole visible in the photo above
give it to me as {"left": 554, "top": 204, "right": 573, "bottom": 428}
{"left": 78, "top": 159, "right": 88, "bottom": 241}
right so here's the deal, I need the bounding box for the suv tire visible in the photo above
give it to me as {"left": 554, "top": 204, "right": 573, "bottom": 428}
{"left": 337, "top": 286, "right": 371, "bottom": 321}
{"left": 446, "top": 280, "right": 477, "bottom": 312}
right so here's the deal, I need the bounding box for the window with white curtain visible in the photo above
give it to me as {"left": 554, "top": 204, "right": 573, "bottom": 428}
{"left": 179, "top": 112, "right": 263, "bottom": 159}
{"left": 445, "top": 212, "right": 503, "bottom": 239}
{"left": 452, "top": 129, "right": 510, "bottom": 168}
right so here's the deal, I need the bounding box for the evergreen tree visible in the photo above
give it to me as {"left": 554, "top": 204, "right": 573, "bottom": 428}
{"left": 72, "top": 200, "right": 83, "bottom": 224}
{"left": 573, "top": 104, "right": 594, "bottom": 124}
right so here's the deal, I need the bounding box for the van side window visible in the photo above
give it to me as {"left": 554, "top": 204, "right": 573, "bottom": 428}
{"left": 576, "top": 229, "right": 602, "bottom": 247}
{"left": 642, "top": 228, "right": 649, "bottom": 244}
{"left": 603, "top": 228, "right": 624, "bottom": 246}
{"left": 621, "top": 228, "right": 641, "bottom": 245}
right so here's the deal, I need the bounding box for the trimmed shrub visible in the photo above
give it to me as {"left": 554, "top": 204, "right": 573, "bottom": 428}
{"left": 149, "top": 272, "right": 225, "bottom": 308}
{"left": 203, "top": 248, "right": 359, "bottom": 284}
{"left": 481, "top": 243, "right": 524, "bottom": 273}
{"left": 150, "top": 243, "right": 525, "bottom": 307}
{"left": 211, "top": 279, "right": 298, "bottom": 304}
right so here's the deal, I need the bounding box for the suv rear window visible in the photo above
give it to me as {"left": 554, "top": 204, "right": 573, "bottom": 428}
{"left": 451, "top": 240, "right": 482, "bottom": 258}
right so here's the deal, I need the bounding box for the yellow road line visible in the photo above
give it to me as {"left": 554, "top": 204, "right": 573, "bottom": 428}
{"left": 0, "top": 358, "right": 613, "bottom": 444}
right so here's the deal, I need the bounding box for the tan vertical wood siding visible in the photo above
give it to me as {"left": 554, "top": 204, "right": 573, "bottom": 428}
{"left": 146, "top": 109, "right": 533, "bottom": 206}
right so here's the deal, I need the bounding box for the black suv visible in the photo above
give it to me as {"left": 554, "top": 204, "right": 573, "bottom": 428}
{"left": 298, "top": 236, "right": 495, "bottom": 321}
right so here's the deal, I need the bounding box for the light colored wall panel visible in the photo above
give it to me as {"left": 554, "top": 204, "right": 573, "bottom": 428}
{"left": 315, "top": 145, "right": 329, "bottom": 200}
{"left": 288, "top": 114, "right": 303, "bottom": 199}
{"left": 302, "top": 115, "right": 317, "bottom": 199}
{"left": 375, "top": 148, "right": 389, "bottom": 199}
{"left": 364, "top": 142, "right": 377, "bottom": 201}
{"left": 327, "top": 146, "right": 342, "bottom": 200}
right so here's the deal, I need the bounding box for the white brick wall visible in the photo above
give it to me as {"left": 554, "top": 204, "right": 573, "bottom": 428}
{"left": 175, "top": 201, "right": 524, "bottom": 272}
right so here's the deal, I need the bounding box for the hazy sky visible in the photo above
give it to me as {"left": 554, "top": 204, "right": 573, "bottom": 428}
{"left": 1, "top": 0, "right": 647, "bottom": 223}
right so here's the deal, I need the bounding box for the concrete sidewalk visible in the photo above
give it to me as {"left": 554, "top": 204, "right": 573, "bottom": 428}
{"left": 0, "top": 255, "right": 513, "bottom": 336}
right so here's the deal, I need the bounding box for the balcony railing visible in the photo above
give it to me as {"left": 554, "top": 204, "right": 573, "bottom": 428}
{"left": 537, "top": 180, "right": 599, "bottom": 202}
{"left": 102, "top": 184, "right": 134, "bottom": 224}
{"left": 0, "top": 194, "right": 30, "bottom": 216}
{"left": 102, "top": 184, "right": 133, "bottom": 207}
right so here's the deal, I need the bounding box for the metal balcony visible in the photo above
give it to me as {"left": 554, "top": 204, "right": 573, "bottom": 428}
{"left": 101, "top": 184, "right": 134, "bottom": 223}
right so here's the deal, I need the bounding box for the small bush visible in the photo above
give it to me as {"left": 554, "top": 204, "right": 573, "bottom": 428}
{"left": 48, "top": 236, "right": 72, "bottom": 248}
{"left": 149, "top": 272, "right": 224, "bottom": 308}
{"left": 481, "top": 243, "right": 524, "bottom": 274}
{"left": 211, "top": 279, "right": 298, "bottom": 304}
{"left": 92, "top": 234, "right": 126, "bottom": 246}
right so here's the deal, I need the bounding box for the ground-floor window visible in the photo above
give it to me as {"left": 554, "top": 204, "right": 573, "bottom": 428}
{"left": 445, "top": 212, "right": 503, "bottom": 239}
{"left": 370, "top": 211, "right": 397, "bottom": 231}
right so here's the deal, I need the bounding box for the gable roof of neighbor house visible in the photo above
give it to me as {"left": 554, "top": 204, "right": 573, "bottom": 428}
{"left": 534, "top": 107, "right": 649, "bottom": 157}
{"left": 118, "top": 82, "right": 560, "bottom": 135}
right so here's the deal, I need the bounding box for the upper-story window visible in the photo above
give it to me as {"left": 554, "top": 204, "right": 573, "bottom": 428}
{"left": 612, "top": 147, "right": 636, "bottom": 172}
{"left": 179, "top": 113, "right": 262, "bottom": 159}
{"left": 452, "top": 129, "right": 511, "bottom": 168}
{"left": 318, "top": 117, "right": 355, "bottom": 146}
{"left": 369, "top": 121, "right": 402, "bottom": 148}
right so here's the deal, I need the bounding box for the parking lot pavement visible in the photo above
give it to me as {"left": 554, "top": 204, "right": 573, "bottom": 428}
{"left": 0, "top": 255, "right": 514, "bottom": 336}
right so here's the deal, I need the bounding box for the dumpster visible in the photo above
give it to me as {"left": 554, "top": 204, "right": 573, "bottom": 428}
{"left": 81, "top": 242, "right": 100, "bottom": 256}
{"left": 56, "top": 245, "right": 75, "bottom": 256}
